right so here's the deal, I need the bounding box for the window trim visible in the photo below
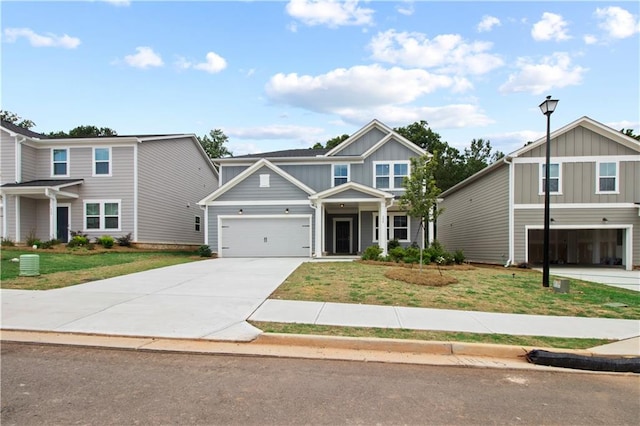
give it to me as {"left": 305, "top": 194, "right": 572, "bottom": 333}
{"left": 83, "top": 199, "right": 121, "bottom": 232}
{"left": 595, "top": 161, "right": 619, "bottom": 194}
{"left": 331, "top": 164, "right": 350, "bottom": 187}
{"left": 538, "top": 162, "right": 562, "bottom": 195}
{"left": 372, "top": 212, "right": 410, "bottom": 243}
{"left": 372, "top": 161, "right": 409, "bottom": 190}
{"left": 51, "top": 148, "right": 70, "bottom": 177}
{"left": 92, "top": 147, "right": 112, "bottom": 177}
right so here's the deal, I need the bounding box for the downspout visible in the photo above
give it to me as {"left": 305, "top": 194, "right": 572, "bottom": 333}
{"left": 15, "top": 136, "right": 26, "bottom": 183}
{"left": 504, "top": 156, "right": 514, "bottom": 267}
{"left": 199, "top": 204, "right": 208, "bottom": 246}
{"left": 133, "top": 142, "right": 139, "bottom": 242}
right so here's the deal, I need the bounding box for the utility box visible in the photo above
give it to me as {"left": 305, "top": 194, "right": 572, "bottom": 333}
{"left": 553, "top": 279, "right": 570, "bottom": 294}
{"left": 19, "top": 254, "right": 40, "bottom": 276}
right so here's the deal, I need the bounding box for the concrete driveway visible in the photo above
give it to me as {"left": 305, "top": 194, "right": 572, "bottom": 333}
{"left": 1, "top": 258, "right": 304, "bottom": 341}
{"left": 548, "top": 267, "right": 640, "bottom": 292}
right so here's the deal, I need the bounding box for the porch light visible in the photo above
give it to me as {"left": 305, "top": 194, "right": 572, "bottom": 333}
{"left": 339, "top": 203, "right": 344, "bottom": 208}
{"left": 238, "top": 209, "right": 243, "bottom": 215}
{"left": 602, "top": 218, "right": 608, "bottom": 222}
{"left": 285, "top": 208, "right": 289, "bottom": 214}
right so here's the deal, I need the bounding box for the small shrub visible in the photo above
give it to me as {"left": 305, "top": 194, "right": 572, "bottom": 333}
{"left": 26, "top": 230, "right": 40, "bottom": 247}
{"left": 403, "top": 246, "right": 421, "bottom": 264}
{"left": 361, "top": 245, "right": 382, "bottom": 261}
{"left": 67, "top": 235, "right": 89, "bottom": 248}
{"left": 39, "top": 239, "right": 60, "bottom": 249}
{"left": 197, "top": 245, "right": 212, "bottom": 258}
{"left": 388, "top": 246, "right": 405, "bottom": 263}
{"left": 1, "top": 238, "right": 15, "bottom": 247}
{"left": 453, "top": 249, "right": 465, "bottom": 265}
{"left": 117, "top": 232, "right": 133, "bottom": 247}
{"left": 388, "top": 239, "right": 401, "bottom": 250}
{"left": 70, "top": 230, "right": 89, "bottom": 239}
{"left": 96, "top": 235, "right": 115, "bottom": 249}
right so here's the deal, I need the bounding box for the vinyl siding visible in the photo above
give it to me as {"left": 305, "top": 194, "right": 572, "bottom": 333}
{"left": 0, "top": 130, "right": 16, "bottom": 184}
{"left": 138, "top": 137, "right": 218, "bottom": 244}
{"left": 279, "top": 164, "right": 330, "bottom": 192}
{"left": 437, "top": 164, "right": 510, "bottom": 264}
{"left": 335, "top": 127, "right": 386, "bottom": 156}
{"left": 326, "top": 188, "right": 380, "bottom": 199}
{"left": 216, "top": 165, "right": 310, "bottom": 201}
{"left": 207, "top": 204, "right": 315, "bottom": 254}
{"left": 514, "top": 207, "right": 640, "bottom": 267}
{"left": 220, "top": 165, "right": 248, "bottom": 185}
{"left": 21, "top": 144, "right": 38, "bottom": 181}
{"left": 20, "top": 198, "right": 39, "bottom": 240}
{"left": 520, "top": 126, "right": 639, "bottom": 157}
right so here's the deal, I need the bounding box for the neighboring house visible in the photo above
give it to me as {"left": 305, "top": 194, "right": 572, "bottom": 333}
{"left": 436, "top": 116, "right": 640, "bottom": 271}
{"left": 198, "top": 119, "right": 428, "bottom": 258}
{"left": 0, "top": 120, "right": 218, "bottom": 246}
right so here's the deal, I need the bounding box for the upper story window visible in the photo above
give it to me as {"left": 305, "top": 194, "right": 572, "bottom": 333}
{"left": 85, "top": 200, "right": 120, "bottom": 231}
{"left": 539, "top": 163, "right": 561, "bottom": 195}
{"left": 93, "top": 147, "right": 111, "bottom": 176}
{"left": 596, "top": 162, "right": 618, "bottom": 194}
{"left": 332, "top": 164, "right": 349, "bottom": 186}
{"left": 52, "top": 148, "right": 69, "bottom": 177}
{"left": 374, "top": 161, "right": 409, "bottom": 190}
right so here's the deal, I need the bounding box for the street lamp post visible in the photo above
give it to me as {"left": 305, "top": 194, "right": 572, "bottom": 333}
{"left": 539, "top": 95, "right": 559, "bottom": 287}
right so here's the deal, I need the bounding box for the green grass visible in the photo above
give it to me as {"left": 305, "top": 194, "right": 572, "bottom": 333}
{"left": 270, "top": 261, "right": 640, "bottom": 320}
{"left": 1, "top": 248, "right": 204, "bottom": 290}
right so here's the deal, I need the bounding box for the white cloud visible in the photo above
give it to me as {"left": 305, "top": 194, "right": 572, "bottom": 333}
{"left": 396, "top": 1, "right": 414, "bottom": 17}
{"left": 477, "top": 15, "right": 501, "bottom": 33}
{"left": 266, "top": 64, "right": 471, "bottom": 114}
{"left": 595, "top": 6, "right": 640, "bottom": 39}
{"left": 227, "top": 124, "right": 325, "bottom": 140}
{"left": 499, "top": 52, "right": 587, "bottom": 95}
{"left": 3, "top": 27, "right": 81, "bottom": 49}
{"left": 368, "top": 30, "right": 503, "bottom": 75}
{"left": 583, "top": 34, "right": 598, "bottom": 45}
{"left": 194, "top": 52, "right": 227, "bottom": 73}
{"left": 606, "top": 120, "right": 640, "bottom": 133}
{"left": 124, "top": 46, "right": 164, "bottom": 69}
{"left": 488, "top": 130, "right": 544, "bottom": 155}
{"left": 531, "top": 12, "right": 571, "bottom": 41}
{"left": 102, "top": 0, "right": 130, "bottom": 6}
{"left": 285, "top": 0, "right": 374, "bottom": 28}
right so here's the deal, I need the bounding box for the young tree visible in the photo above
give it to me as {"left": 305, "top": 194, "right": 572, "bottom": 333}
{"left": 198, "top": 129, "right": 233, "bottom": 159}
{"left": 0, "top": 110, "right": 35, "bottom": 129}
{"left": 399, "top": 154, "right": 442, "bottom": 270}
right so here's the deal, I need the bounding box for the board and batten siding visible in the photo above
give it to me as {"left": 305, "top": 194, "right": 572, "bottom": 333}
{"left": 335, "top": 127, "right": 386, "bottom": 156}
{"left": 215, "top": 165, "right": 310, "bottom": 202}
{"left": 355, "top": 139, "right": 422, "bottom": 195}
{"left": 514, "top": 208, "right": 640, "bottom": 266}
{"left": 0, "top": 130, "right": 16, "bottom": 184}
{"left": 437, "top": 164, "right": 510, "bottom": 264}
{"left": 220, "top": 165, "right": 248, "bottom": 185}
{"left": 138, "top": 137, "right": 218, "bottom": 244}
{"left": 279, "top": 164, "right": 330, "bottom": 192}
{"left": 519, "top": 126, "right": 638, "bottom": 157}
{"left": 207, "top": 205, "right": 315, "bottom": 254}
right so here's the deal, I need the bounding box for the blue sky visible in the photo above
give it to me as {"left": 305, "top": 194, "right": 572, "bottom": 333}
{"left": 2, "top": 1, "right": 639, "bottom": 156}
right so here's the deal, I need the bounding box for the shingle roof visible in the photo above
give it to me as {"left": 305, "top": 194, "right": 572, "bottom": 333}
{"left": 0, "top": 120, "right": 49, "bottom": 139}
{"left": 232, "top": 148, "right": 331, "bottom": 159}
{"left": 1, "top": 179, "right": 83, "bottom": 188}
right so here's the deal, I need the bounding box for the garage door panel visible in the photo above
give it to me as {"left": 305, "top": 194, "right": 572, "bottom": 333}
{"left": 221, "top": 216, "right": 311, "bottom": 257}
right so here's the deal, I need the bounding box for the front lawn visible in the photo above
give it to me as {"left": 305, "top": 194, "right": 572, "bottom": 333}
{"left": 1, "top": 248, "right": 204, "bottom": 290}
{"left": 269, "top": 261, "right": 640, "bottom": 320}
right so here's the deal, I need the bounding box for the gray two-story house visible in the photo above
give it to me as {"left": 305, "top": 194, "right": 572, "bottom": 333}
{"left": 198, "top": 119, "right": 428, "bottom": 258}
{"left": 437, "top": 116, "right": 640, "bottom": 270}
{"left": 0, "top": 120, "right": 218, "bottom": 246}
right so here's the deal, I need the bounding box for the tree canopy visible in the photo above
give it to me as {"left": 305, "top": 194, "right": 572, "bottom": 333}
{"left": 312, "top": 134, "right": 350, "bottom": 150}
{"left": 621, "top": 128, "right": 640, "bottom": 141}
{"left": 0, "top": 110, "right": 36, "bottom": 129}
{"left": 197, "top": 129, "right": 233, "bottom": 159}
{"left": 49, "top": 125, "right": 118, "bottom": 138}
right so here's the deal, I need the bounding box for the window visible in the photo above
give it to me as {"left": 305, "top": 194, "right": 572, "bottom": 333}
{"left": 52, "top": 149, "right": 68, "bottom": 176}
{"left": 332, "top": 164, "right": 349, "bottom": 186}
{"left": 539, "top": 163, "right": 561, "bottom": 194}
{"left": 195, "top": 216, "right": 201, "bottom": 232}
{"left": 597, "top": 162, "right": 618, "bottom": 193}
{"left": 374, "top": 161, "right": 409, "bottom": 190}
{"left": 373, "top": 213, "right": 410, "bottom": 242}
{"left": 259, "top": 174, "right": 270, "bottom": 188}
{"left": 84, "top": 200, "right": 120, "bottom": 231}
{"left": 93, "top": 148, "right": 111, "bottom": 176}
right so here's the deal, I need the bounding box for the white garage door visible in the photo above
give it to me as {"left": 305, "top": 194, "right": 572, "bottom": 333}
{"left": 219, "top": 215, "right": 312, "bottom": 257}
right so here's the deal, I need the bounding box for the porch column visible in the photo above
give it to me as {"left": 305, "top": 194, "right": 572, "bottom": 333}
{"left": 379, "top": 200, "right": 388, "bottom": 256}
{"left": 427, "top": 217, "right": 434, "bottom": 245}
{"left": 46, "top": 189, "right": 57, "bottom": 240}
{"left": 314, "top": 201, "right": 323, "bottom": 257}
{"left": 1, "top": 193, "right": 6, "bottom": 239}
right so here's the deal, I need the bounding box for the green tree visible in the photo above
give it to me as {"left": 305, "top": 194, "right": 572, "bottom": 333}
{"left": 311, "top": 142, "right": 325, "bottom": 149}
{"left": 398, "top": 154, "right": 441, "bottom": 269}
{"left": 325, "top": 134, "right": 350, "bottom": 149}
{"left": 621, "top": 128, "right": 640, "bottom": 141}
{"left": 463, "top": 138, "right": 504, "bottom": 177}
{"left": 198, "top": 129, "right": 232, "bottom": 159}
{"left": 0, "top": 110, "right": 35, "bottom": 129}
{"left": 49, "top": 125, "right": 118, "bottom": 138}
{"left": 394, "top": 120, "right": 448, "bottom": 154}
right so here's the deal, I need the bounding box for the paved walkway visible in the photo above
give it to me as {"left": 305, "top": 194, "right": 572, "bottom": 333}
{"left": 2, "top": 259, "right": 639, "bottom": 356}
{"left": 547, "top": 267, "right": 640, "bottom": 292}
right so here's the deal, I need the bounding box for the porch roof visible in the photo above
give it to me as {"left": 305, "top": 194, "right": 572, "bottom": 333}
{"left": 0, "top": 179, "right": 83, "bottom": 199}
{"left": 310, "top": 181, "right": 394, "bottom": 203}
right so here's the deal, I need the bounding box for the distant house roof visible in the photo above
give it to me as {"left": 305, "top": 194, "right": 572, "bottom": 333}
{"left": 232, "top": 148, "right": 331, "bottom": 159}
{"left": 0, "top": 120, "right": 49, "bottom": 139}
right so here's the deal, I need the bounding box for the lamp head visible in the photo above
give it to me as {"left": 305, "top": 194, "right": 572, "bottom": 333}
{"left": 539, "top": 95, "right": 559, "bottom": 115}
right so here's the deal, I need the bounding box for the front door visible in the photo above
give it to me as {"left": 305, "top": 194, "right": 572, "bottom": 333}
{"left": 335, "top": 220, "right": 351, "bottom": 254}
{"left": 56, "top": 206, "right": 69, "bottom": 243}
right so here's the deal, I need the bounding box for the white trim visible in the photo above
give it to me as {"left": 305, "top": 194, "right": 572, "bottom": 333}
{"left": 373, "top": 160, "right": 410, "bottom": 191}
{"left": 56, "top": 203, "right": 71, "bottom": 242}
{"left": 310, "top": 181, "right": 394, "bottom": 202}
{"left": 15, "top": 196, "right": 20, "bottom": 242}
{"left": 15, "top": 136, "right": 23, "bottom": 182}
{"left": 538, "top": 162, "right": 562, "bottom": 195}
{"left": 208, "top": 200, "right": 310, "bottom": 206}
{"left": 0, "top": 194, "right": 5, "bottom": 238}
{"left": 92, "top": 147, "right": 112, "bottom": 177}
{"left": 83, "top": 199, "right": 122, "bottom": 232}
{"left": 194, "top": 215, "right": 201, "bottom": 232}
{"left": 333, "top": 218, "right": 353, "bottom": 253}
{"left": 358, "top": 207, "right": 363, "bottom": 254}
{"left": 215, "top": 158, "right": 365, "bottom": 167}
{"left": 217, "top": 214, "right": 313, "bottom": 258}
{"left": 514, "top": 203, "right": 638, "bottom": 209}
{"left": 511, "top": 155, "right": 639, "bottom": 164}
{"left": 51, "top": 147, "right": 70, "bottom": 178}
{"left": 331, "top": 163, "right": 350, "bottom": 187}
{"left": 204, "top": 206, "right": 209, "bottom": 245}
{"left": 133, "top": 143, "right": 138, "bottom": 242}
{"left": 507, "top": 158, "right": 515, "bottom": 263}
{"left": 372, "top": 212, "right": 410, "bottom": 243}
{"left": 595, "top": 160, "right": 619, "bottom": 194}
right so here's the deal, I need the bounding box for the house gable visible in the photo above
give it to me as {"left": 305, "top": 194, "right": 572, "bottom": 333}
{"left": 310, "top": 181, "right": 393, "bottom": 202}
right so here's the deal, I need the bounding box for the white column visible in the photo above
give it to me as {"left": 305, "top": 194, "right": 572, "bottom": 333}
{"left": 379, "top": 200, "right": 387, "bottom": 256}
{"left": 1, "top": 194, "right": 6, "bottom": 239}
{"left": 46, "top": 190, "right": 58, "bottom": 240}
{"left": 427, "top": 217, "right": 434, "bottom": 245}
{"left": 314, "top": 201, "right": 323, "bottom": 257}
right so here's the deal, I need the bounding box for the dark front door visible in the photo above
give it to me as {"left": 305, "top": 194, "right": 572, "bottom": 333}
{"left": 335, "top": 221, "right": 350, "bottom": 254}
{"left": 56, "top": 206, "right": 69, "bottom": 243}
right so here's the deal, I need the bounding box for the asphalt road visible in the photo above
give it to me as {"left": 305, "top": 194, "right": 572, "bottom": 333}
{"left": 2, "top": 342, "right": 639, "bottom": 425}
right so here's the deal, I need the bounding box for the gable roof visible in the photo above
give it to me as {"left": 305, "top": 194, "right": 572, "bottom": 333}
{"left": 198, "top": 158, "right": 315, "bottom": 205}
{"left": 231, "top": 148, "right": 330, "bottom": 159}
{"left": 0, "top": 120, "right": 49, "bottom": 139}
{"left": 309, "top": 181, "right": 394, "bottom": 202}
